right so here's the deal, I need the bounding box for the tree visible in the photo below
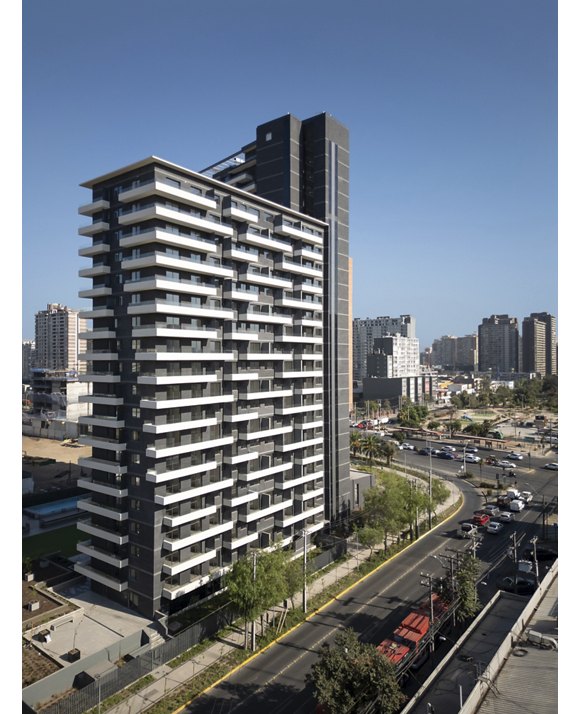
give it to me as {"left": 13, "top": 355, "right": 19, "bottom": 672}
{"left": 427, "top": 420, "right": 441, "bottom": 431}
{"left": 350, "top": 431, "right": 362, "bottom": 458}
{"left": 284, "top": 556, "right": 304, "bottom": 609}
{"left": 308, "top": 628, "right": 405, "bottom": 714}
{"left": 361, "top": 433, "right": 384, "bottom": 481}
{"left": 355, "top": 525, "right": 383, "bottom": 556}
{"left": 380, "top": 440, "right": 397, "bottom": 467}
{"left": 363, "top": 472, "right": 406, "bottom": 550}
{"left": 454, "top": 553, "right": 482, "bottom": 622}
{"left": 448, "top": 419, "right": 462, "bottom": 436}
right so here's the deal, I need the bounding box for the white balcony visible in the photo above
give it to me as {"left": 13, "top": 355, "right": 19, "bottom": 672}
{"left": 274, "top": 220, "right": 324, "bottom": 245}
{"left": 135, "top": 349, "right": 234, "bottom": 362}
{"left": 223, "top": 372, "right": 260, "bottom": 382}
{"left": 238, "top": 230, "right": 293, "bottom": 254}
{"left": 296, "top": 281, "right": 323, "bottom": 295}
{"left": 275, "top": 403, "right": 323, "bottom": 416}
{"left": 118, "top": 179, "right": 218, "bottom": 211}
{"left": 238, "top": 270, "right": 293, "bottom": 290}
{"left": 222, "top": 411, "right": 259, "bottom": 423}
{"left": 118, "top": 204, "right": 233, "bottom": 237}
{"left": 223, "top": 492, "right": 259, "bottom": 508}
{"left": 237, "top": 311, "right": 293, "bottom": 325}
{"left": 223, "top": 451, "right": 259, "bottom": 465}
{"left": 275, "top": 296, "right": 322, "bottom": 310}
{"left": 146, "top": 461, "right": 218, "bottom": 485}
{"left": 223, "top": 247, "right": 260, "bottom": 264}
{"left": 146, "top": 436, "right": 234, "bottom": 459}
{"left": 239, "top": 498, "right": 293, "bottom": 524}
{"left": 239, "top": 389, "right": 293, "bottom": 401}
{"left": 162, "top": 566, "right": 226, "bottom": 600}
{"left": 295, "top": 419, "right": 324, "bottom": 431}
{"left": 128, "top": 302, "right": 234, "bottom": 320}
{"left": 79, "top": 415, "right": 125, "bottom": 429}
{"left": 77, "top": 520, "right": 128, "bottom": 546}
{"left": 77, "top": 478, "right": 128, "bottom": 498}
{"left": 223, "top": 331, "right": 261, "bottom": 341}
{"left": 238, "top": 461, "right": 293, "bottom": 483}
{"left": 124, "top": 277, "right": 218, "bottom": 298}
{"left": 79, "top": 351, "right": 119, "bottom": 362}
{"left": 78, "top": 372, "right": 120, "bottom": 383}
{"left": 163, "top": 521, "right": 233, "bottom": 552}
{"left": 275, "top": 504, "right": 324, "bottom": 528}
{"left": 120, "top": 227, "right": 217, "bottom": 254}
{"left": 275, "top": 259, "right": 323, "bottom": 279}
{"left": 77, "top": 499, "right": 128, "bottom": 521}
{"left": 74, "top": 563, "right": 127, "bottom": 592}
{"left": 78, "top": 243, "right": 110, "bottom": 257}
{"left": 79, "top": 264, "right": 111, "bottom": 278}
{"left": 155, "top": 478, "right": 233, "bottom": 506}
{"left": 78, "top": 436, "right": 126, "bottom": 453}
{"left": 275, "top": 436, "right": 324, "bottom": 453}
{"left": 223, "top": 532, "right": 259, "bottom": 550}
{"left": 293, "top": 246, "right": 323, "bottom": 260}
{"left": 122, "top": 251, "right": 234, "bottom": 278}
{"left": 222, "top": 205, "right": 260, "bottom": 223}
{"left": 79, "top": 394, "right": 123, "bottom": 406}
{"left": 77, "top": 542, "right": 128, "bottom": 569}
{"left": 274, "top": 335, "right": 323, "bottom": 344}
{"left": 78, "top": 286, "right": 112, "bottom": 299}
{"left": 77, "top": 457, "right": 127, "bottom": 476}
{"left": 276, "top": 470, "right": 324, "bottom": 490}
{"left": 304, "top": 520, "right": 326, "bottom": 536}
{"left": 79, "top": 308, "right": 114, "bottom": 319}
{"left": 143, "top": 417, "right": 217, "bottom": 434}
{"left": 132, "top": 327, "right": 219, "bottom": 340}
{"left": 294, "top": 453, "right": 324, "bottom": 466}
{"left": 223, "top": 290, "right": 259, "bottom": 302}
{"left": 294, "top": 387, "right": 324, "bottom": 395}
{"left": 79, "top": 328, "right": 116, "bottom": 340}
{"left": 296, "top": 487, "right": 325, "bottom": 502}
{"left": 274, "top": 370, "right": 323, "bottom": 379}
{"left": 162, "top": 549, "right": 217, "bottom": 576}
{"left": 78, "top": 220, "right": 109, "bottom": 237}
{"left": 138, "top": 374, "right": 219, "bottom": 386}
{"left": 294, "top": 352, "right": 323, "bottom": 361}
{"left": 239, "top": 425, "right": 293, "bottom": 441}
{"left": 163, "top": 504, "right": 217, "bottom": 528}
{"left": 294, "top": 318, "right": 323, "bottom": 328}
{"left": 79, "top": 199, "right": 110, "bottom": 216}
{"left": 140, "top": 395, "right": 234, "bottom": 410}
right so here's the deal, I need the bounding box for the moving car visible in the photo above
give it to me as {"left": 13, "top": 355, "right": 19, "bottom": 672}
{"left": 520, "top": 491, "right": 533, "bottom": 503}
{"left": 497, "top": 511, "right": 514, "bottom": 522}
{"left": 472, "top": 513, "right": 491, "bottom": 526}
{"left": 401, "top": 443, "right": 415, "bottom": 450}
{"left": 509, "top": 499, "right": 525, "bottom": 512}
{"left": 440, "top": 445, "right": 456, "bottom": 452}
{"left": 464, "top": 454, "right": 481, "bottom": 464}
{"left": 544, "top": 462, "right": 558, "bottom": 471}
{"left": 486, "top": 521, "right": 503, "bottom": 534}
{"left": 497, "top": 460, "right": 517, "bottom": 469}
{"left": 465, "top": 446, "right": 478, "bottom": 453}
{"left": 496, "top": 575, "right": 536, "bottom": 595}
{"left": 508, "top": 452, "right": 524, "bottom": 460}
{"left": 438, "top": 452, "right": 456, "bottom": 460}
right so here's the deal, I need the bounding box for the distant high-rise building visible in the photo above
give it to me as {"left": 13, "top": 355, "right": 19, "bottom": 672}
{"left": 478, "top": 315, "right": 519, "bottom": 374}
{"left": 353, "top": 315, "right": 416, "bottom": 381}
{"left": 367, "top": 335, "right": 420, "bottom": 378}
{"left": 34, "top": 303, "right": 87, "bottom": 373}
{"left": 522, "top": 312, "right": 557, "bottom": 376}
{"left": 431, "top": 335, "right": 457, "bottom": 369}
{"left": 456, "top": 334, "right": 478, "bottom": 371}
{"left": 22, "top": 340, "right": 35, "bottom": 382}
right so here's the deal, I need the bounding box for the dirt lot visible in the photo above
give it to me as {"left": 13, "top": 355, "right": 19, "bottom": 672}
{"left": 23, "top": 436, "right": 92, "bottom": 463}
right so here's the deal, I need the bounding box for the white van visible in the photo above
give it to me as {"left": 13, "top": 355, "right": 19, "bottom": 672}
{"left": 510, "top": 499, "right": 525, "bottom": 512}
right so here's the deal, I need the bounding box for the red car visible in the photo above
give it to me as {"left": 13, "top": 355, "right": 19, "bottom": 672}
{"left": 472, "top": 513, "right": 491, "bottom": 526}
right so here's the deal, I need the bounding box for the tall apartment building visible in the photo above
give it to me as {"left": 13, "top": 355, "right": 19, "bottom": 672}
{"left": 456, "top": 334, "right": 478, "bottom": 371}
{"left": 34, "top": 303, "right": 87, "bottom": 373}
{"left": 76, "top": 156, "right": 334, "bottom": 617}
{"left": 432, "top": 334, "right": 478, "bottom": 371}
{"left": 525, "top": 312, "right": 557, "bottom": 375}
{"left": 367, "top": 335, "right": 420, "bottom": 378}
{"left": 478, "top": 315, "right": 519, "bottom": 374}
{"left": 22, "top": 340, "right": 35, "bottom": 382}
{"left": 431, "top": 335, "right": 457, "bottom": 369}
{"left": 353, "top": 315, "right": 416, "bottom": 382}
{"left": 202, "top": 113, "right": 351, "bottom": 526}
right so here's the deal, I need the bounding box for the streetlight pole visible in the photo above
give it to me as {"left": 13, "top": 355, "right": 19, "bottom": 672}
{"left": 420, "top": 571, "right": 436, "bottom": 653}
{"left": 428, "top": 441, "right": 433, "bottom": 530}
{"left": 302, "top": 529, "right": 308, "bottom": 613}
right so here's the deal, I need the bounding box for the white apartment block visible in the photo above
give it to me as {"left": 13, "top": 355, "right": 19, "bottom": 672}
{"left": 34, "top": 303, "right": 87, "bottom": 374}
{"left": 75, "top": 157, "right": 327, "bottom": 617}
{"left": 353, "top": 315, "right": 416, "bottom": 381}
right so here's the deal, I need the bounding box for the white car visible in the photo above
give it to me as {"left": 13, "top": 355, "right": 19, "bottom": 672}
{"left": 497, "top": 460, "right": 517, "bottom": 469}
{"left": 498, "top": 511, "right": 514, "bottom": 522}
{"left": 487, "top": 521, "right": 503, "bottom": 534}
{"left": 464, "top": 454, "right": 481, "bottom": 464}
{"left": 544, "top": 462, "right": 558, "bottom": 471}
{"left": 440, "top": 445, "right": 456, "bottom": 452}
{"left": 508, "top": 452, "right": 524, "bottom": 460}
{"left": 520, "top": 491, "right": 533, "bottom": 503}
{"left": 401, "top": 443, "right": 415, "bottom": 450}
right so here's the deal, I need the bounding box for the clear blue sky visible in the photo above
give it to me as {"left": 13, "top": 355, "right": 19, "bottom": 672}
{"left": 22, "top": 0, "right": 558, "bottom": 348}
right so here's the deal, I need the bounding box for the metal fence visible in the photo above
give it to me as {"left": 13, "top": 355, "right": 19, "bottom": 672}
{"left": 33, "top": 540, "right": 349, "bottom": 714}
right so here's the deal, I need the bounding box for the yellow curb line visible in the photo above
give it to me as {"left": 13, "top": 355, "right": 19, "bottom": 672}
{"left": 171, "top": 490, "right": 464, "bottom": 713}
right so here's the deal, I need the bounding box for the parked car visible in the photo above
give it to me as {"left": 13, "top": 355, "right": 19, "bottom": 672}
{"left": 520, "top": 491, "right": 533, "bottom": 503}
{"left": 401, "top": 443, "right": 415, "bottom": 450}
{"left": 472, "top": 513, "right": 491, "bottom": 526}
{"left": 482, "top": 504, "right": 500, "bottom": 517}
{"left": 508, "top": 452, "right": 524, "bottom": 460}
{"left": 457, "top": 522, "right": 478, "bottom": 539}
{"left": 544, "top": 462, "right": 558, "bottom": 470}
{"left": 497, "top": 460, "right": 517, "bottom": 469}
{"left": 497, "top": 511, "right": 514, "bottom": 522}
{"left": 440, "top": 445, "right": 456, "bottom": 452}
{"left": 496, "top": 575, "right": 536, "bottom": 595}
{"left": 487, "top": 521, "right": 503, "bottom": 534}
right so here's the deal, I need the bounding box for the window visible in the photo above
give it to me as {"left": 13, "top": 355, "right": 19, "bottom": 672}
{"left": 265, "top": 132, "right": 272, "bottom": 141}
{"left": 132, "top": 408, "right": 141, "bottom": 418}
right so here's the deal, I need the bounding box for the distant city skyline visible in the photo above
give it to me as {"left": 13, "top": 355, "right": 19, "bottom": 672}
{"left": 22, "top": 1, "right": 557, "bottom": 350}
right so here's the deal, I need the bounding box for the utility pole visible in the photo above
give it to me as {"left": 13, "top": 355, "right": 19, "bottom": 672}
{"left": 302, "top": 529, "right": 308, "bottom": 613}
{"left": 420, "top": 572, "right": 436, "bottom": 652}
{"left": 428, "top": 443, "right": 433, "bottom": 529}
{"left": 530, "top": 535, "right": 539, "bottom": 584}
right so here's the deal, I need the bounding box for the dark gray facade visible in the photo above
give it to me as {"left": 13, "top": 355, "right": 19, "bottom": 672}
{"left": 203, "top": 113, "right": 351, "bottom": 525}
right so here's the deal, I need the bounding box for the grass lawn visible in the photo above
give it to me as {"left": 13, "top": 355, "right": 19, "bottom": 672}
{"left": 22, "top": 525, "right": 83, "bottom": 560}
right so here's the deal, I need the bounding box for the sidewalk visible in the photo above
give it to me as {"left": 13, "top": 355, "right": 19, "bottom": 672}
{"left": 104, "top": 476, "right": 462, "bottom": 714}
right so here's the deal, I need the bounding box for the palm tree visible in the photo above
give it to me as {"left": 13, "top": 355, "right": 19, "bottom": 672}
{"left": 380, "top": 440, "right": 396, "bottom": 467}
{"left": 350, "top": 431, "right": 362, "bottom": 459}
{"left": 361, "top": 434, "right": 383, "bottom": 485}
